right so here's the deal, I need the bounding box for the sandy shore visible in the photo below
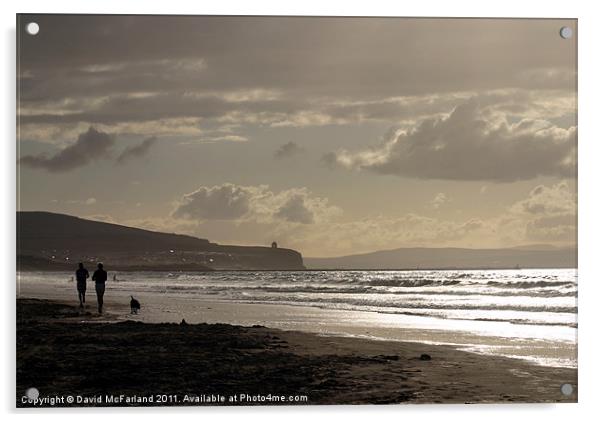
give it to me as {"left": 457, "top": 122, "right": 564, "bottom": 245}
{"left": 16, "top": 298, "right": 577, "bottom": 407}
{"left": 17, "top": 275, "right": 578, "bottom": 369}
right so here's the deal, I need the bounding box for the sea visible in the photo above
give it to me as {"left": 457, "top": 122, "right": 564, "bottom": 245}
{"left": 17, "top": 268, "right": 577, "bottom": 369}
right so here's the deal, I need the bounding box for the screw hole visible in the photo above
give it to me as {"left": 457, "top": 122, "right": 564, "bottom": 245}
{"left": 25, "top": 387, "right": 39, "bottom": 400}
{"left": 560, "top": 383, "right": 573, "bottom": 396}
{"left": 26, "top": 22, "right": 39, "bottom": 36}
{"left": 559, "top": 26, "right": 572, "bottom": 39}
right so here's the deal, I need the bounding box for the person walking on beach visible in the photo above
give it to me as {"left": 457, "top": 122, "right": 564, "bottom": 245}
{"left": 75, "top": 262, "right": 89, "bottom": 308}
{"left": 92, "top": 262, "right": 108, "bottom": 314}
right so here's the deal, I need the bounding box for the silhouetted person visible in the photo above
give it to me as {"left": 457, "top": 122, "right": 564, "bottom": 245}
{"left": 75, "top": 263, "right": 89, "bottom": 308}
{"left": 130, "top": 296, "right": 141, "bottom": 314}
{"left": 92, "top": 262, "right": 108, "bottom": 313}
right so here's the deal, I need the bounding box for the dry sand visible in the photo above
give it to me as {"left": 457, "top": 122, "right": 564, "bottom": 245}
{"left": 16, "top": 299, "right": 577, "bottom": 407}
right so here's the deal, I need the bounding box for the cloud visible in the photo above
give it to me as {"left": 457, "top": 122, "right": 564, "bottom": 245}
{"left": 280, "top": 214, "right": 488, "bottom": 256}
{"left": 274, "top": 141, "right": 304, "bottom": 159}
{"left": 248, "top": 182, "right": 575, "bottom": 255}
{"left": 510, "top": 182, "right": 576, "bottom": 216}
{"left": 503, "top": 182, "right": 576, "bottom": 244}
{"left": 83, "top": 181, "right": 574, "bottom": 257}
{"left": 272, "top": 183, "right": 575, "bottom": 255}
{"left": 18, "top": 87, "right": 575, "bottom": 145}
{"left": 64, "top": 197, "right": 97, "bottom": 206}
{"left": 172, "top": 183, "right": 339, "bottom": 225}
{"left": 116, "top": 136, "right": 157, "bottom": 164}
{"left": 19, "top": 127, "right": 114, "bottom": 172}
{"left": 325, "top": 99, "right": 576, "bottom": 182}
{"left": 172, "top": 184, "right": 256, "bottom": 220}
{"left": 84, "top": 214, "right": 116, "bottom": 223}
{"left": 19, "top": 17, "right": 575, "bottom": 103}
{"left": 17, "top": 16, "right": 575, "bottom": 141}
{"left": 179, "top": 135, "right": 248, "bottom": 146}
{"left": 19, "top": 127, "right": 158, "bottom": 171}
{"left": 430, "top": 193, "right": 450, "bottom": 210}
{"left": 274, "top": 194, "right": 315, "bottom": 224}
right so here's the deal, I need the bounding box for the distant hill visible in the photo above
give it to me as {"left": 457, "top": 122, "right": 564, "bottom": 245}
{"left": 17, "top": 212, "right": 305, "bottom": 271}
{"left": 305, "top": 246, "right": 576, "bottom": 270}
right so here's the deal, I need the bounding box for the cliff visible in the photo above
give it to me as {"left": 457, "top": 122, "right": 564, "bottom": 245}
{"left": 17, "top": 212, "right": 305, "bottom": 271}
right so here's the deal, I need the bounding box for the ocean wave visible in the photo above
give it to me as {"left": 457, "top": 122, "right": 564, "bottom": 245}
{"left": 130, "top": 282, "right": 574, "bottom": 298}
{"left": 361, "top": 278, "right": 464, "bottom": 287}
{"left": 229, "top": 293, "right": 577, "bottom": 314}
{"left": 341, "top": 276, "right": 575, "bottom": 289}
{"left": 483, "top": 280, "right": 575, "bottom": 289}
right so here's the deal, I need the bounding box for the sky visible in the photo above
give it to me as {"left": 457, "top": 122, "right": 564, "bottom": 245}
{"left": 17, "top": 15, "right": 577, "bottom": 257}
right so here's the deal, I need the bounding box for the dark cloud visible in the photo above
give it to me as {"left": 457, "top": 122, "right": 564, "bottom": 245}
{"left": 326, "top": 99, "right": 576, "bottom": 182}
{"left": 17, "top": 16, "right": 576, "bottom": 140}
{"left": 274, "top": 141, "right": 304, "bottom": 159}
{"left": 117, "top": 137, "right": 157, "bottom": 164}
{"left": 18, "top": 16, "right": 576, "bottom": 101}
{"left": 19, "top": 127, "right": 114, "bottom": 172}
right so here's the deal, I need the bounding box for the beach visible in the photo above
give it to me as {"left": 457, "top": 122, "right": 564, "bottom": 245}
{"left": 17, "top": 269, "right": 578, "bottom": 368}
{"left": 17, "top": 298, "right": 576, "bottom": 406}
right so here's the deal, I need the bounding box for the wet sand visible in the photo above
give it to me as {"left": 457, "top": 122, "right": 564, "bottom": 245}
{"left": 16, "top": 298, "right": 577, "bottom": 407}
{"left": 17, "top": 276, "right": 578, "bottom": 369}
